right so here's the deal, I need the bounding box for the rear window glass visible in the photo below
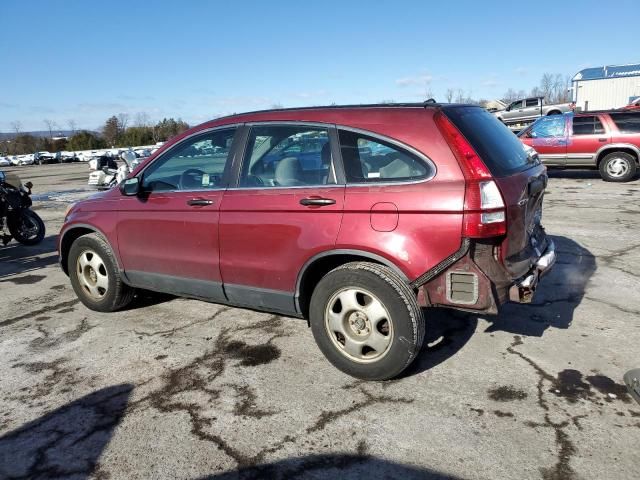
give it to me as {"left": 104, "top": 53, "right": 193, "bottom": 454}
{"left": 610, "top": 113, "right": 640, "bottom": 133}
{"left": 444, "top": 106, "right": 531, "bottom": 177}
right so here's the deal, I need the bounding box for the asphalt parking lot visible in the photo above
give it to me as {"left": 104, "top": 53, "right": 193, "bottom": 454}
{"left": 1, "top": 162, "right": 639, "bottom": 479}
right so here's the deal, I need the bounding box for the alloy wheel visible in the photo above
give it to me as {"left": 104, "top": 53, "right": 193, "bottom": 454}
{"left": 76, "top": 249, "right": 109, "bottom": 299}
{"left": 324, "top": 287, "right": 393, "bottom": 363}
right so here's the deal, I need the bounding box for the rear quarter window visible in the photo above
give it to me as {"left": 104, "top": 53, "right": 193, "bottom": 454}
{"left": 609, "top": 113, "right": 640, "bottom": 134}
{"left": 444, "top": 106, "right": 531, "bottom": 177}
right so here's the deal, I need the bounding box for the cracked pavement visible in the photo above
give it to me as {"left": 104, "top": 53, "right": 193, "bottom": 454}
{"left": 1, "top": 164, "right": 639, "bottom": 479}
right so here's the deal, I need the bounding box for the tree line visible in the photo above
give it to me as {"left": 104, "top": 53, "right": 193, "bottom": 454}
{"left": 1, "top": 114, "right": 190, "bottom": 156}
{"left": 436, "top": 72, "right": 572, "bottom": 107}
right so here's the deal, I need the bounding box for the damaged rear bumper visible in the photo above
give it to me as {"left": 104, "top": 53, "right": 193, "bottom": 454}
{"left": 416, "top": 237, "right": 556, "bottom": 314}
{"left": 508, "top": 239, "right": 556, "bottom": 303}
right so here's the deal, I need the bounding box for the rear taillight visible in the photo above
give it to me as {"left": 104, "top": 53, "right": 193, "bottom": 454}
{"left": 434, "top": 111, "right": 506, "bottom": 238}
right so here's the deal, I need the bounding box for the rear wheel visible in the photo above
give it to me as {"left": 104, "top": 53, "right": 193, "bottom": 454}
{"left": 599, "top": 152, "right": 637, "bottom": 182}
{"left": 68, "top": 233, "right": 134, "bottom": 312}
{"left": 309, "top": 262, "right": 425, "bottom": 380}
{"left": 8, "top": 210, "right": 45, "bottom": 245}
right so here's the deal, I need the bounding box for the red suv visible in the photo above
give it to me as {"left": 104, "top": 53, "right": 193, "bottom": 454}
{"left": 59, "top": 104, "right": 555, "bottom": 380}
{"left": 518, "top": 111, "right": 640, "bottom": 182}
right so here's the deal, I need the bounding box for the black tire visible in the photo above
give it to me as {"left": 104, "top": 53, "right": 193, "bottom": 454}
{"left": 68, "top": 233, "right": 134, "bottom": 312}
{"left": 599, "top": 152, "right": 637, "bottom": 182}
{"left": 309, "top": 262, "right": 425, "bottom": 380}
{"left": 8, "top": 210, "right": 45, "bottom": 245}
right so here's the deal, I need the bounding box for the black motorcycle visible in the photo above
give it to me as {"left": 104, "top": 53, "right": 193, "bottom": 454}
{"left": 624, "top": 369, "right": 640, "bottom": 405}
{"left": 0, "top": 170, "right": 45, "bottom": 246}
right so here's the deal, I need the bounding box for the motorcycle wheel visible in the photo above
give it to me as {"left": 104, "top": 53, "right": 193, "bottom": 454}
{"left": 8, "top": 210, "right": 46, "bottom": 245}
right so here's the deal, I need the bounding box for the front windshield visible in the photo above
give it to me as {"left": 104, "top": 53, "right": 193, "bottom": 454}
{"left": 519, "top": 114, "right": 569, "bottom": 139}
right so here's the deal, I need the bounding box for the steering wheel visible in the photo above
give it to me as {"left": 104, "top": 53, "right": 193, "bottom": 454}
{"left": 179, "top": 168, "right": 206, "bottom": 190}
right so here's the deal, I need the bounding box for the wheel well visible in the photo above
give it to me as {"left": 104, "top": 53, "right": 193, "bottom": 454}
{"left": 546, "top": 110, "right": 561, "bottom": 115}
{"left": 296, "top": 254, "right": 388, "bottom": 319}
{"left": 596, "top": 148, "right": 639, "bottom": 168}
{"left": 59, "top": 227, "right": 94, "bottom": 275}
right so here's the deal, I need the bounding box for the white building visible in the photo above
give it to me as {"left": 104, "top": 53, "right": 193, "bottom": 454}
{"left": 572, "top": 63, "right": 640, "bottom": 111}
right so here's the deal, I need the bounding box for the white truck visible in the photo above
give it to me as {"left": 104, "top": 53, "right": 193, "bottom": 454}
{"left": 493, "top": 97, "right": 574, "bottom": 131}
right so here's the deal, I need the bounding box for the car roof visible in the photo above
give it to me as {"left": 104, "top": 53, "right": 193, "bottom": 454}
{"left": 216, "top": 101, "right": 483, "bottom": 120}
{"left": 194, "top": 102, "right": 479, "bottom": 130}
{"left": 576, "top": 109, "right": 640, "bottom": 116}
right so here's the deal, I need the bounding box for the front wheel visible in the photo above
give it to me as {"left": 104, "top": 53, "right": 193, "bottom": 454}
{"left": 599, "top": 152, "right": 637, "bottom": 182}
{"left": 8, "top": 210, "right": 45, "bottom": 245}
{"left": 309, "top": 262, "right": 425, "bottom": 380}
{"left": 68, "top": 233, "right": 134, "bottom": 312}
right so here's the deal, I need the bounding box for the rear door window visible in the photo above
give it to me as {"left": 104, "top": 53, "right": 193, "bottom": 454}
{"left": 240, "top": 125, "right": 334, "bottom": 187}
{"left": 609, "top": 113, "right": 640, "bottom": 133}
{"left": 525, "top": 98, "right": 539, "bottom": 107}
{"left": 445, "top": 106, "right": 532, "bottom": 177}
{"left": 572, "top": 115, "right": 605, "bottom": 135}
{"left": 337, "top": 130, "right": 431, "bottom": 183}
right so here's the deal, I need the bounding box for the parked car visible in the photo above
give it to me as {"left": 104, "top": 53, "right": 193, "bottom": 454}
{"left": 59, "top": 151, "right": 78, "bottom": 162}
{"left": 18, "top": 154, "right": 35, "bottom": 166}
{"left": 34, "top": 151, "right": 57, "bottom": 165}
{"left": 9, "top": 156, "right": 20, "bottom": 166}
{"left": 0, "top": 157, "right": 10, "bottom": 167}
{"left": 494, "top": 97, "right": 574, "bottom": 130}
{"left": 622, "top": 98, "right": 640, "bottom": 111}
{"left": 518, "top": 111, "right": 640, "bottom": 182}
{"left": 59, "top": 103, "right": 555, "bottom": 380}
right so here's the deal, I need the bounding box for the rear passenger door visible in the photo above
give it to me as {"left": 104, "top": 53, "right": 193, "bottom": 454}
{"left": 566, "top": 115, "right": 609, "bottom": 166}
{"left": 218, "top": 123, "right": 344, "bottom": 314}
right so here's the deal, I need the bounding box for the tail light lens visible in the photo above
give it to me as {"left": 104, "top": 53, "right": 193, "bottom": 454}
{"left": 434, "top": 111, "right": 506, "bottom": 238}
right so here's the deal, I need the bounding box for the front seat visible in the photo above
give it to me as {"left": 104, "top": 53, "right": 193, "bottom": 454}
{"left": 275, "top": 157, "right": 305, "bottom": 186}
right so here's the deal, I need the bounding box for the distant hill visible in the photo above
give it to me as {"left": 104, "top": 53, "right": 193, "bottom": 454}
{"left": 0, "top": 130, "right": 85, "bottom": 140}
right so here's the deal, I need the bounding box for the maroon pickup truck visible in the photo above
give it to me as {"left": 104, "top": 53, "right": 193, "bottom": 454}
{"left": 518, "top": 111, "right": 640, "bottom": 182}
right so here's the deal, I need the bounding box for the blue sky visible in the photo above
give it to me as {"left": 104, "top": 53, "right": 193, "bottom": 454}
{"left": 0, "top": 0, "right": 637, "bottom": 132}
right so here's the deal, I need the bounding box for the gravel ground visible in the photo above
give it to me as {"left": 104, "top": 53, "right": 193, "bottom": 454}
{"left": 1, "top": 162, "right": 639, "bottom": 480}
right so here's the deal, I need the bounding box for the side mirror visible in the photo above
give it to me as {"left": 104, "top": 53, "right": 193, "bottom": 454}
{"left": 120, "top": 177, "right": 140, "bottom": 196}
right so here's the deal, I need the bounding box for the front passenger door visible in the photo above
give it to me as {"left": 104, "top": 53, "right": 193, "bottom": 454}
{"left": 116, "top": 127, "right": 238, "bottom": 301}
{"left": 526, "top": 115, "right": 568, "bottom": 166}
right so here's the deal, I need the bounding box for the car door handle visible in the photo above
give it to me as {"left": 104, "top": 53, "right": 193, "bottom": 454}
{"left": 299, "top": 197, "right": 336, "bottom": 206}
{"left": 598, "top": 138, "right": 607, "bottom": 142}
{"left": 187, "top": 198, "right": 213, "bottom": 206}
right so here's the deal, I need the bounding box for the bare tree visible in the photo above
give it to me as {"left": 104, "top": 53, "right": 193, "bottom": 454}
{"left": 424, "top": 87, "right": 434, "bottom": 101}
{"left": 68, "top": 119, "right": 77, "bottom": 135}
{"left": 134, "top": 112, "right": 150, "bottom": 127}
{"left": 445, "top": 88, "right": 455, "bottom": 103}
{"left": 540, "top": 73, "right": 554, "bottom": 101}
{"left": 117, "top": 113, "right": 129, "bottom": 133}
{"left": 10, "top": 121, "right": 22, "bottom": 134}
{"left": 43, "top": 119, "right": 55, "bottom": 139}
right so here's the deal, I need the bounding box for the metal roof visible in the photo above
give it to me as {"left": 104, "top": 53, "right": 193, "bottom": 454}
{"left": 573, "top": 63, "right": 640, "bottom": 81}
